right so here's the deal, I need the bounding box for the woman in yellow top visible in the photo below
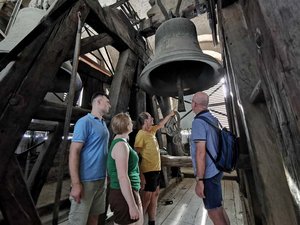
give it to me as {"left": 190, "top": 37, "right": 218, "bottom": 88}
{"left": 134, "top": 111, "right": 174, "bottom": 225}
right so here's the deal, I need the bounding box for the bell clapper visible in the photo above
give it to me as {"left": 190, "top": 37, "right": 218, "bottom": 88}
{"left": 176, "top": 76, "right": 186, "bottom": 112}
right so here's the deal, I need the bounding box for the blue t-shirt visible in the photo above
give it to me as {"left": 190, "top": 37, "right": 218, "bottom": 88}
{"left": 72, "top": 113, "right": 109, "bottom": 181}
{"left": 191, "top": 111, "right": 220, "bottom": 178}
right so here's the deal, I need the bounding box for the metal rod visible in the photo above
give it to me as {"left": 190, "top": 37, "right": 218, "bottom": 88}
{"left": 210, "top": 108, "right": 227, "bottom": 117}
{"left": 52, "top": 92, "right": 65, "bottom": 102}
{"left": 208, "top": 82, "right": 223, "bottom": 96}
{"left": 20, "top": 140, "right": 46, "bottom": 154}
{"left": 0, "top": 29, "right": 6, "bottom": 39}
{"left": 180, "top": 109, "right": 192, "bottom": 120}
{"left": 52, "top": 12, "right": 83, "bottom": 225}
{"left": 5, "top": 0, "right": 23, "bottom": 35}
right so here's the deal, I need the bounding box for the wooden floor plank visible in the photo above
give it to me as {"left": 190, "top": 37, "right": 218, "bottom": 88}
{"left": 224, "top": 181, "right": 237, "bottom": 225}
{"left": 192, "top": 181, "right": 211, "bottom": 225}
{"left": 233, "top": 181, "right": 244, "bottom": 225}
{"left": 162, "top": 183, "right": 197, "bottom": 224}
{"left": 56, "top": 177, "right": 244, "bottom": 225}
{"left": 155, "top": 179, "right": 194, "bottom": 225}
{"left": 156, "top": 178, "right": 244, "bottom": 225}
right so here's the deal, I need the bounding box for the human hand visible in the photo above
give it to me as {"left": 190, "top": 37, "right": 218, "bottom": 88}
{"left": 70, "top": 183, "right": 83, "bottom": 203}
{"left": 170, "top": 110, "right": 176, "bottom": 117}
{"left": 129, "top": 204, "right": 140, "bottom": 221}
{"left": 140, "top": 174, "right": 146, "bottom": 190}
{"left": 195, "top": 181, "right": 205, "bottom": 198}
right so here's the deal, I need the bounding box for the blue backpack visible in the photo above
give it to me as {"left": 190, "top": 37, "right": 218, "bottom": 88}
{"left": 196, "top": 116, "right": 239, "bottom": 173}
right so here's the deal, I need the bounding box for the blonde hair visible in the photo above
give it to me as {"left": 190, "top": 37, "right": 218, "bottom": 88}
{"left": 111, "top": 112, "right": 132, "bottom": 134}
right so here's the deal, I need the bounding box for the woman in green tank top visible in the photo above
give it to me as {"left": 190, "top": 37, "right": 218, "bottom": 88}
{"left": 107, "top": 113, "right": 143, "bottom": 225}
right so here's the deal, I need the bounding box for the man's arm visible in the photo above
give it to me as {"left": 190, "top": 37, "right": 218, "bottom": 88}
{"left": 157, "top": 111, "right": 175, "bottom": 129}
{"left": 69, "top": 142, "right": 84, "bottom": 203}
{"left": 195, "top": 141, "right": 206, "bottom": 198}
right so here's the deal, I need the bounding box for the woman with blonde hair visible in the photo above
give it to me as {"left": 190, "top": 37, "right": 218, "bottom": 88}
{"left": 108, "top": 113, "right": 143, "bottom": 225}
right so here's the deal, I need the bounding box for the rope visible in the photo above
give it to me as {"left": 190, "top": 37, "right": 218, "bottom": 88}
{"left": 165, "top": 111, "right": 180, "bottom": 136}
{"left": 165, "top": 111, "right": 183, "bottom": 145}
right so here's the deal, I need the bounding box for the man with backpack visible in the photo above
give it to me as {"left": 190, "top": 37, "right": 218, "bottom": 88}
{"left": 191, "top": 92, "right": 230, "bottom": 225}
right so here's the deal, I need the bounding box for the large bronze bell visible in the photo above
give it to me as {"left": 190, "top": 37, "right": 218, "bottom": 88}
{"left": 139, "top": 17, "right": 222, "bottom": 110}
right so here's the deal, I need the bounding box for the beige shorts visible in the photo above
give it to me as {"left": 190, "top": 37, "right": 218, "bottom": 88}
{"left": 68, "top": 179, "right": 106, "bottom": 225}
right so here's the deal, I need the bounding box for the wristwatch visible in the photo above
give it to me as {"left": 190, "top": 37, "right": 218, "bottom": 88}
{"left": 195, "top": 176, "right": 205, "bottom": 182}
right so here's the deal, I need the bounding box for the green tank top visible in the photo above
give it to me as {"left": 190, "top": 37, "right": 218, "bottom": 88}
{"left": 107, "top": 138, "right": 140, "bottom": 191}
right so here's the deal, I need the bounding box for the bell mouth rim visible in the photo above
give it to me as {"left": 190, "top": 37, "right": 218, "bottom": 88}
{"left": 140, "top": 51, "right": 221, "bottom": 79}
{"left": 138, "top": 53, "right": 222, "bottom": 96}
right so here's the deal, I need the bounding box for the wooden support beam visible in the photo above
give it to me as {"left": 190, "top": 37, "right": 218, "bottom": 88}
{"left": 110, "top": 0, "right": 128, "bottom": 9}
{"left": 128, "top": 59, "right": 145, "bottom": 119}
{"left": 149, "top": 96, "right": 163, "bottom": 148}
{"left": 33, "top": 100, "right": 90, "bottom": 122}
{"left": 79, "top": 76, "right": 105, "bottom": 109}
{"left": 219, "top": 3, "right": 298, "bottom": 224}
{"left": 135, "top": 89, "right": 146, "bottom": 116}
{"left": 138, "top": 1, "right": 203, "bottom": 38}
{"left": 236, "top": 153, "right": 251, "bottom": 169}
{"left": 241, "top": 1, "right": 300, "bottom": 217}
{"left": 0, "top": 0, "right": 76, "bottom": 71}
{"left": 0, "top": 0, "right": 89, "bottom": 183}
{"left": 65, "top": 33, "right": 114, "bottom": 60}
{"left": 28, "top": 121, "right": 58, "bottom": 132}
{"left": 0, "top": 8, "right": 64, "bottom": 117}
{"left": 109, "top": 49, "right": 138, "bottom": 117}
{"left": 78, "top": 60, "right": 113, "bottom": 84}
{"left": 0, "top": 157, "right": 41, "bottom": 225}
{"left": 85, "top": 0, "right": 150, "bottom": 63}
{"left": 161, "top": 155, "right": 192, "bottom": 167}
{"left": 139, "top": 18, "right": 156, "bottom": 38}
{"left": 27, "top": 123, "right": 64, "bottom": 203}
{"left": 77, "top": 33, "right": 114, "bottom": 56}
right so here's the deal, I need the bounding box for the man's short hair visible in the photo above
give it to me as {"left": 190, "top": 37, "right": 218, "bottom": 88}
{"left": 137, "top": 112, "right": 149, "bottom": 128}
{"left": 91, "top": 91, "right": 109, "bottom": 104}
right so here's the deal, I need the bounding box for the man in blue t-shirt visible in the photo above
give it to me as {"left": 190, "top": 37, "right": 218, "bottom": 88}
{"left": 68, "top": 92, "right": 111, "bottom": 225}
{"left": 191, "top": 92, "right": 230, "bottom": 225}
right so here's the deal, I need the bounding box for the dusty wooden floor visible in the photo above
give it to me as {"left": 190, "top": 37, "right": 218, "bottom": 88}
{"left": 40, "top": 176, "right": 244, "bottom": 225}
{"left": 147, "top": 167, "right": 244, "bottom": 225}
{"left": 104, "top": 177, "right": 244, "bottom": 225}
{"left": 149, "top": 178, "right": 244, "bottom": 225}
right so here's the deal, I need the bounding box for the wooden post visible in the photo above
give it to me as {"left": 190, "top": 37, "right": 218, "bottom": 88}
{"left": 85, "top": 0, "right": 149, "bottom": 63}
{"left": 0, "top": 0, "right": 89, "bottom": 181}
{"left": 240, "top": 0, "right": 300, "bottom": 219}
{"left": 0, "top": 157, "right": 41, "bottom": 225}
{"left": 27, "top": 123, "right": 64, "bottom": 203}
{"left": 34, "top": 100, "right": 90, "bottom": 122}
{"left": 0, "top": 1, "right": 89, "bottom": 222}
{"left": 109, "top": 48, "right": 138, "bottom": 117}
{"left": 219, "top": 2, "right": 299, "bottom": 224}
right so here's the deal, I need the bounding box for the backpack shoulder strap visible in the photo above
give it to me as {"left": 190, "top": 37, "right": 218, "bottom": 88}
{"left": 195, "top": 115, "right": 219, "bottom": 163}
{"left": 196, "top": 115, "right": 220, "bottom": 131}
